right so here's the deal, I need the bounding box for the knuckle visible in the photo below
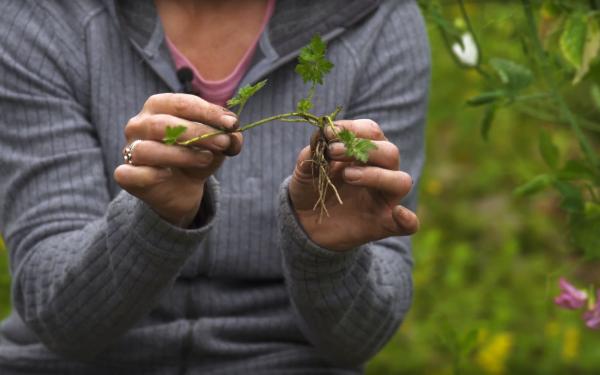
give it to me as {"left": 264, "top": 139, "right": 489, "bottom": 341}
{"left": 205, "top": 103, "right": 220, "bottom": 120}
{"left": 371, "top": 168, "right": 383, "bottom": 187}
{"left": 126, "top": 114, "right": 153, "bottom": 140}
{"left": 144, "top": 94, "right": 165, "bottom": 111}
{"left": 358, "top": 119, "right": 382, "bottom": 137}
{"left": 172, "top": 94, "right": 191, "bottom": 115}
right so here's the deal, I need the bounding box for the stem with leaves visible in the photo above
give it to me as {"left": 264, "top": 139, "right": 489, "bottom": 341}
{"left": 162, "top": 35, "right": 377, "bottom": 220}
{"left": 521, "top": 0, "right": 599, "bottom": 168}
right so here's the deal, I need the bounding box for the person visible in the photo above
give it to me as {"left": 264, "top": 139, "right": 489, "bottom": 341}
{"left": 0, "top": 0, "right": 430, "bottom": 373}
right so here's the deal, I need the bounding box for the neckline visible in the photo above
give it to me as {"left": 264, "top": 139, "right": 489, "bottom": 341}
{"left": 165, "top": 0, "right": 276, "bottom": 85}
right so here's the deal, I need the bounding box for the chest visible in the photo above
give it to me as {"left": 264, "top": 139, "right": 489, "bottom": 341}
{"left": 155, "top": 0, "right": 269, "bottom": 81}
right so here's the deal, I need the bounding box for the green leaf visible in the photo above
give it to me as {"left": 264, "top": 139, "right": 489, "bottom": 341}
{"left": 338, "top": 128, "right": 377, "bottom": 163}
{"left": 297, "top": 97, "right": 313, "bottom": 113}
{"left": 591, "top": 84, "right": 600, "bottom": 111}
{"left": 560, "top": 12, "right": 587, "bottom": 69}
{"left": 227, "top": 79, "right": 268, "bottom": 111}
{"left": 570, "top": 210, "right": 600, "bottom": 259}
{"left": 574, "top": 17, "right": 600, "bottom": 84}
{"left": 557, "top": 159, "right": 595, "bottom": 181}
{"left": 489, "top": 58, "right": 533, "bottom": 92}
{"left": 553, "top": 180, "right": 584, "bottom": 213}
{"left": 514, "top": 174, "right": 554, "bottom": 196}
{"left": 480, "top": 105, "right": 496, "bottom": 141}
{"left": 460, "top": 329, "right": 479, "bottom": 357}
{"left": 163, "top": 125, "right": 187, "bottom": 145}
{"left": 295, "top": 35, "right": 334, "bottom": 86}
{"left": 466, "top": 91, "right": 504, "bottom": 107}
{"left": 538, "top": 131, "right": 560, "bottom": 170}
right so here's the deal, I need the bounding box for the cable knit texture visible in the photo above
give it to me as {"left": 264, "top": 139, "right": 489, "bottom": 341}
{"left": 0, "top": 0, "right": 430, "bottom": 373}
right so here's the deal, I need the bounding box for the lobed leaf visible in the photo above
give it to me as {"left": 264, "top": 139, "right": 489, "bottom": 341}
{"left": 295, "top": 35, "right": 334, "bottom": 86}
{"left": 163, "top": 125, "right": 187, "bottom": 145}
{"left": 338, "top": 128, "right": 377, "bottom": 163}
{"left": 227, "top": 79, "right": 268, "bottom": 110}
{"left": 296, "top": 98, "right": 313, "bottom": 113}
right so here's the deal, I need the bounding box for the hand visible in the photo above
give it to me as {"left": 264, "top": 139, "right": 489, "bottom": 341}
{"left": 289, "top": 119, "right": 419, "bottom": 252}
{"left": 114, "top": 93, "right": 243, "bottom": 228}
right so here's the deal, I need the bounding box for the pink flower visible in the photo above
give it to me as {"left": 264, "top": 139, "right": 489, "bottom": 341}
{"left": 554, "top": 278, "right": 588, "bottom": 310}
{"left": 583, "top": 291, "right": 600, "bottom": 330}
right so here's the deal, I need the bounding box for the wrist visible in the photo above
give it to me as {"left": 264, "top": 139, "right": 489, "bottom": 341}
{"left": 295, "top": 210, "right": 357, "bottom": 252}
{"left": 154, "top": 188, "right": 204, "bottom": 229}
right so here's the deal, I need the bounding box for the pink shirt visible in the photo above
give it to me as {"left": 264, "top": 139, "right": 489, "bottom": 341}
{"left": 166, "top": 0, "right": 276, "bottom": 107}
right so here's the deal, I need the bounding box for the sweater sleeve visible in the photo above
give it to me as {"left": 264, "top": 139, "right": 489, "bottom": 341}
{"left": 277, "top": 0, "right": 430, "bottom": 367}
{"left": 0, "top": 2, "right": 217, "bottom": 360}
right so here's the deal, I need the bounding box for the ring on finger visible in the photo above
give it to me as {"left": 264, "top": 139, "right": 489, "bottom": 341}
{"left": 122, "top": 139, "right": 143, "bottom": 165}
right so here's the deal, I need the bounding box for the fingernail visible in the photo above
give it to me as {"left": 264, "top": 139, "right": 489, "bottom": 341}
{"left": 328, "top": 143, "right": 346, "bottom": 158}
{"left": 220, "top": 114, "right": 238, "bottom": 130}
{"left": 214, "top": 134, "right": 230, "bottom": 149}
{"left": 344, "top": 167, "right": 363, "bottom": 182}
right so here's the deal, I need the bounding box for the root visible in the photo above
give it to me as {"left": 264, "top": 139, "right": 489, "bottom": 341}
{"left": 310, "top": 128, "right": 343, "bottom": 223}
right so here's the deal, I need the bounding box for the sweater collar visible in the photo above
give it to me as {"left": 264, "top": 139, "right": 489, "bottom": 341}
{"left": 104, "top": 0, "right": 381, "bottom": 90}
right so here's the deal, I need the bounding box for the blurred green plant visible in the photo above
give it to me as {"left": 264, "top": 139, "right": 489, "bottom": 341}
{"left": 419, "top": 0, "right": 600, "bottom": 259}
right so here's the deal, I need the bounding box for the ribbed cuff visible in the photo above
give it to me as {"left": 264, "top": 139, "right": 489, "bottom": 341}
{"left": 277, "top": 176, "right": 362, "bottom": 277}
{"left": 113, "top": 177, "right": 219, "bottom": 262}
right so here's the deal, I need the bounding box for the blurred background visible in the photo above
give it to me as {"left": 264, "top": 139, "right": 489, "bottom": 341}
{"left": 1, "top": 1, "right": 599, "bottom": 374}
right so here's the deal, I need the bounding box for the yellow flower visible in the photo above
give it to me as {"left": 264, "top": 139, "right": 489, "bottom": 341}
{"left": 544, "top": 321, "right": 560, "bottom": 338}
{"left": 425, "top": 179, "right": 443, "bottom": 196}
{"left": 561, "top": 326, "right": 580, "bottom": 362}
{"left": 475, "top": 332, "right": 514, "bottom": 375}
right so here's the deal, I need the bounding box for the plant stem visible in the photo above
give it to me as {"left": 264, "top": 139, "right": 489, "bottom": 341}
{"left": 513, "top": 92, "right": 553, "bottom": 102}
{"left": 521, "top": 0, "right": 600, "bottom": 168}
{"left": 457, "top": 0, "right": 483, "bottom": 63}
{"left": 177, "top": 112, "right": 320, "bottom": 146}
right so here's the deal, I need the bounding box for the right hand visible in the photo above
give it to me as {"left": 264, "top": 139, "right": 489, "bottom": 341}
{"left": 114, "top": 93, "right": 243, "bottom": 228}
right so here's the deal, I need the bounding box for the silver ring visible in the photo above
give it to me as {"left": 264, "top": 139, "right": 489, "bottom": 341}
{"left": 122, "top": 140, "right": 143, "bottom": 165}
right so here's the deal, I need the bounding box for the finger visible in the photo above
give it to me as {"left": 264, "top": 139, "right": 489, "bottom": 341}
{"left": 143, "top": 93, "right": 238, "bottom": 130}
{"left": 376, "top": 205, "right": 420, "bottom": 238}
{"left": 328, "top": 140, "right": 399, "bottom": 169}
{"left": 293, "top": 145, "right": 315, "bottom": 183}
{"left": 391, "top": 205, "right": 420, "bottom": 235}
{"left": 123, "top": 140, "right": 214, "bottom": 168}
{"left": 324, "top": 119, "right": 386, "bottom": 141}
{"left": 223, "top": 131, "right": 243, "bottom": 156}
{"left": 126, "top": 113, "right": 234, "bottom": 152}
{"left": 343, "top": 166, "right": 412, "bottom": 197}
{"left": 113, "top": 164, "right": 173, "bottom": 191}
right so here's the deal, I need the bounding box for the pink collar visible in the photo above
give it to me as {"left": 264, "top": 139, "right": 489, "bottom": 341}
{"left": 165, "top": 0, "right": 276, "bottom": 107}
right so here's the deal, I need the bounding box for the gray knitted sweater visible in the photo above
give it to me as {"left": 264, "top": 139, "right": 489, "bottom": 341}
{"left": 0, "top": 0, "right": 430, "bottom": 373}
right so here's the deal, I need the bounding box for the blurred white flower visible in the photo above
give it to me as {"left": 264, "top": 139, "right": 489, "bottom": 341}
{"left": 452, "top": 32, "right": 479, "bottom": 67}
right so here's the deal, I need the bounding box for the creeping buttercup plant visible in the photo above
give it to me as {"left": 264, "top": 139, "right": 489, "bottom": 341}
{"left": 162, "top": 35, "right": 376, "bottom": 220}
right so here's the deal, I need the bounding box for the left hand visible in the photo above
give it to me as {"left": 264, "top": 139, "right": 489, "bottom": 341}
{"left": 289, "top": 119, "right": 419, "bottom": 252}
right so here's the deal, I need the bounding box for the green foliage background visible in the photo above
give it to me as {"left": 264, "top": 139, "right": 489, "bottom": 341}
{"left": 1, "top": 2, "right": 599, "bottom": 374}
